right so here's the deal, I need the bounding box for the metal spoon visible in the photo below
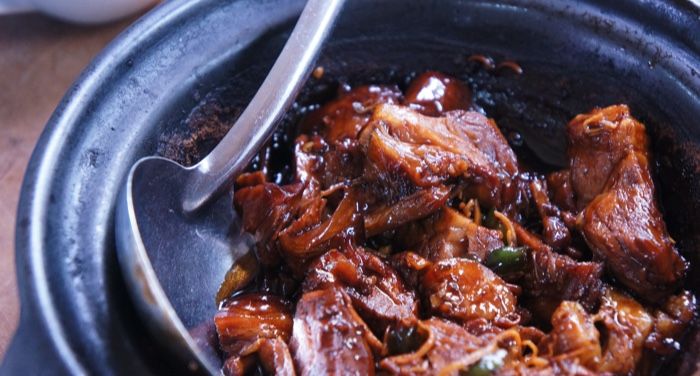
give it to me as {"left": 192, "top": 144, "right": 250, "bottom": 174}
{"left": 115, "top": 0, "right": 345, "bottom": 373}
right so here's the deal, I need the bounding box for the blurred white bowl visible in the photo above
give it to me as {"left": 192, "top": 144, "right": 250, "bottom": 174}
{"left": 0, "top": 0, "right": 158, "bottom": 23}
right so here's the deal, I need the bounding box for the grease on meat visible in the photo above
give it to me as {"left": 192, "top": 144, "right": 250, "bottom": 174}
{"left": 214, "top": 72, "right": 695, "bottom": 375}
{"left": 422, "top": 258, "right": 518, "bottom": 326}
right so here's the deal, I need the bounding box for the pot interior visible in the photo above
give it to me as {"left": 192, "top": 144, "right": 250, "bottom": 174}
{"left": 12, "top": 0, "right": 699, "bottom": 374}
{"left": 157, "top": 1, "right": 700, "bottom": 373}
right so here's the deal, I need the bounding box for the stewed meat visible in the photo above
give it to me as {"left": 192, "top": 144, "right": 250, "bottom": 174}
{"left": 402, "top": 207, "right": 504, "bottom": 262}
{"left": 569, "top": 105, "right": 687, "bottom": 302}
{"left": 422, "top": 258, "right": 518, "bottom": 325}
{"left": 215, "top": 294, "right": 294, "bottom": 376}
{"left": 302, "top": 245, "right": 418, "bottom": 334}
{"left": 567, "top": 104, "right": 649, "bottom": 208}
{"left": 290, "top": 288, "right": 379, "bottom": 376}
{"left": 514, "top": 223, "right": 604, "bottom": 312}
{"left": 213, "top": 72, "right": 694, "bottom": 375}
{"left": 379, "top": 318, "right": 487, "bottom": 374}
{"left": 359, "top": 103, "right": 520, "bottom": 209}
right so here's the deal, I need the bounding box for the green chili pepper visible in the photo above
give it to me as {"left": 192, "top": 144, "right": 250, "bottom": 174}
{"left": 482, "top": 208, "right": 509, "bottom": 242}
{"left": 485, "top": 246, "right": 527, "bottom": 276}
{"left": 386, "top": 325, "right": 427, "bottom": 355}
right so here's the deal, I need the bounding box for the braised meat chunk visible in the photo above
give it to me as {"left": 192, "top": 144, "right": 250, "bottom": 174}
{"left": 514, "top": 223, "right": 604, "bottom": 312}
{"left": 569, "top": 105, "right": 686, "bottom": 302}
{"left": 302, "top": 245, "right": 418, "bottom": 334}
{"left": 290, "top": 288, "right": 379, "bottom": 376}
{"left": 213, "top": 73, "right": 696, "bottom": 375}
{"left": 567, "top": 104, "right": 650, "bottom": 208}
{"left": 215, "top": 294, "right": 294, "bottom": 376}
{"left": 422, "top": 258, "right": 518, "bottom": 326}
{"left": 379, "top": 318, "right": 487, "bottom": 374}
{"left": 364, "top": 185, "right": 451, "bottom": 237}
{"left": 360, "top": 103, "right": 520, "bottom": 209}
{"left": 403, "top": 206, "right": 504, "bottom": 262}
{"left": 580, "top": 151, "right": 686, "bottom": 302}
{"left": 540, "top": 301, "right": 601, "bottom": 370}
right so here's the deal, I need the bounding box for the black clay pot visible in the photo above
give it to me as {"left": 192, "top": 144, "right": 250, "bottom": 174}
{"left": 2, "top": 0, "right": 699, "bottom": 374}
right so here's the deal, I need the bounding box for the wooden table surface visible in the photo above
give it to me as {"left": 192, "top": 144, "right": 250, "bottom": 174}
{"left": 0, "top": 12, "right": 137, "bottom": 359}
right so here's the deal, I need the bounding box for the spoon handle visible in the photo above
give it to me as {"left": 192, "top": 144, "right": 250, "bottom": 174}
{"left": 183, "top": 0, "right": 345, "bottom": 212}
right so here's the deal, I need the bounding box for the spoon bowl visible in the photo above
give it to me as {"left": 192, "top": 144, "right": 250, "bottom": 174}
{"left": 116, "top": 157, "right": 242, "bottom": 373}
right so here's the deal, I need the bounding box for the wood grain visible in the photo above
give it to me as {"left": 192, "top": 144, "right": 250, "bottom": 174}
{"left": 0, "top": 12, "right": 136, "bottom": 358}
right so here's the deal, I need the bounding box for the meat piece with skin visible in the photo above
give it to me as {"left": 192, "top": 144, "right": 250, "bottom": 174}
{"left": 594, "top": 288, "right": 654, "bottom": 375}
{"left": 299, "top": 84, "right": 402, "bottom": 143}
{"left": 540, "top": 301, "right": 601, "bottom": 369}
{"left": 215, "top": 294, "right": 294, "bottom": 376}
{"left": 403, "top": 71, "right": 472, "bottom": 116}
{"left": 291, "top": 288, "right": 379, "bottom": 376}
{"left": 402, "top": 207, "right": 504, "bottom": 263}
{"left": 567, "top": 105, "right": 685, "bottom": 302}
{"left": 422, "top": 258, "right": 518, "bottom": 325}
{"left": 646, "top": 290, "right": 697, "bottom": 355}
{"left": 579, "top": 151, "right": 686, "bottom": 302}
{"left": 359, "top": 104, "right": 520, "bottom": 209}
{"left": 364, "top": 185, "right": 451, "bottom": 237}
{"left": 567, "top": 104, "right": 649, "bottom": 209}
{"left": 515, "top": 223, "right": 604, "bottom": 312}
{"left": 379, "top": 318, "right": 487, "bottom": 374}
{"left": 278, "top": 189, "right": 364, "bottom": 269}
{"left": 236, "top": 182, "right": 366, "bottom": 272}
{"left": 215, "top": 294, "right": 293, "bottom": 354}
{"left": 302, "top": 246, "right": 418, "bottom": 334}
